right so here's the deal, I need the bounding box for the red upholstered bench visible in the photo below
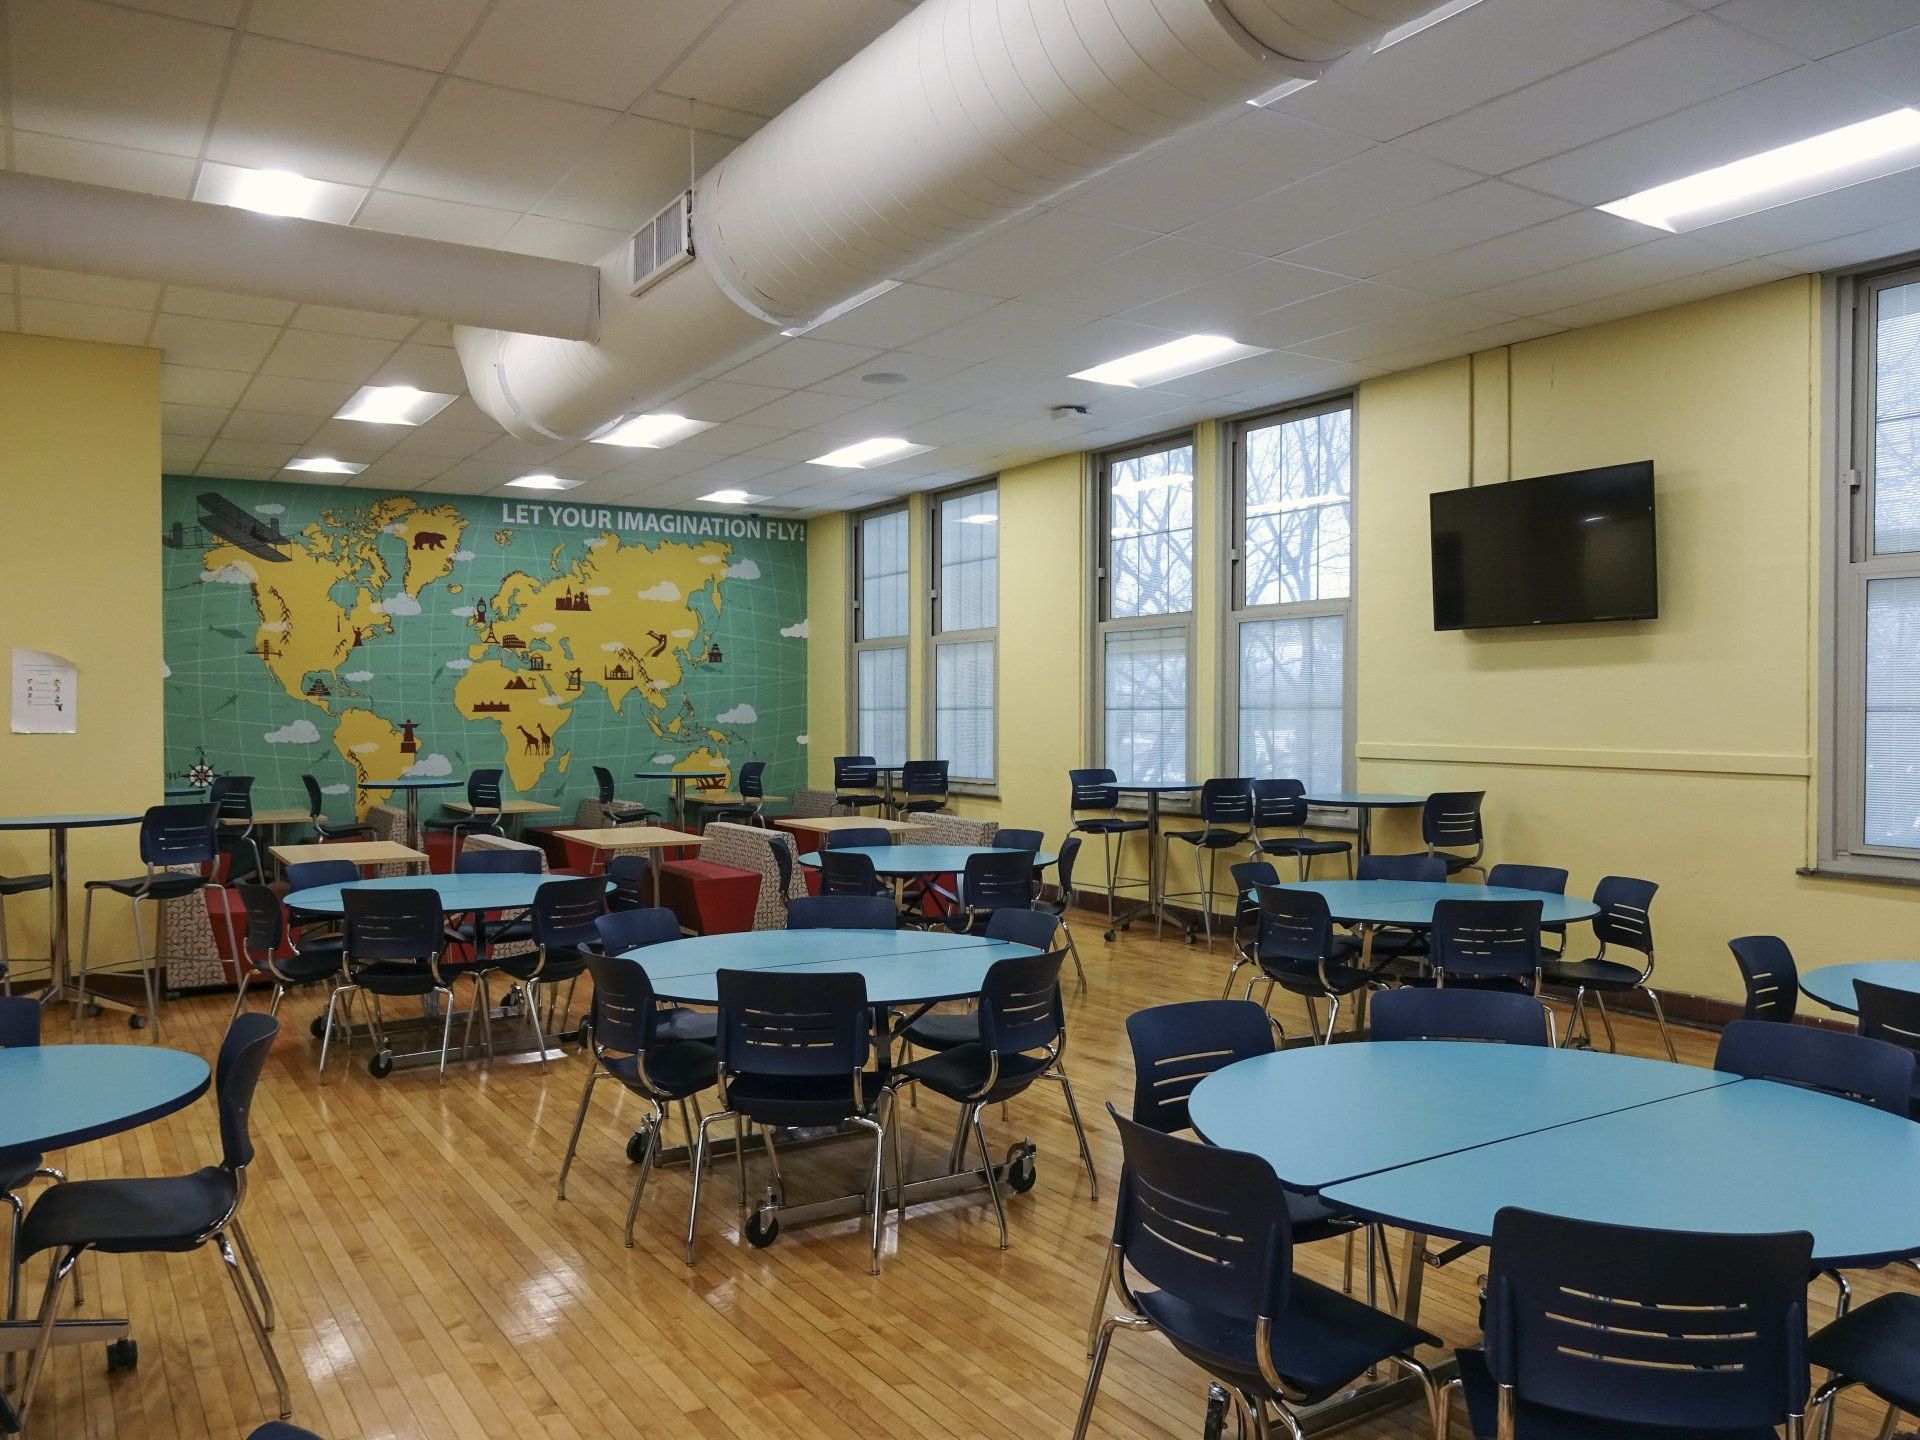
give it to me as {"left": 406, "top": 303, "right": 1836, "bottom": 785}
{"left": 659, "top": 858, "right": 761, "bottom": 935}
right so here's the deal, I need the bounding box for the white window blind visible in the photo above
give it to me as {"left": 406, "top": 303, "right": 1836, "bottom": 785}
{"left": 1107, "top": 443, "right": 1194, "bottom": 618}
{"left": 859, "top": 508, "right": 909, "bottom": 639}
{"left": 935, "top": 639, "right": 995, "bottom": 782}
{"left": 939, "top": 489, "right": 998, "bottom": 631}
{"left": 1238, "top": 615, "right": 1345, "bottom": 794}
{"left": 857, "top": 646, "right": 908, "bottom": 767}
{"left": 1103, "top": 626, "right": 1187, "bottom": 786}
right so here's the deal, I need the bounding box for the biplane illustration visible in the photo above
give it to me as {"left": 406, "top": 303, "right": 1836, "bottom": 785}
{"left": 162, "top": 493, "right": 293, "bottom": 562}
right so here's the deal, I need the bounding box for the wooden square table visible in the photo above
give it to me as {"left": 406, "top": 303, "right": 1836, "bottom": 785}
{"left": 269, "top": 840, "right": 430, "bottom": 872}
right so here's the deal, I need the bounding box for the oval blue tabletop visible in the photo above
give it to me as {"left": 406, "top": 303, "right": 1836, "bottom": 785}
{"left": 357, "top": 778, "right": 460, "bottom": 790}
{"left": 0, "top": 813, "right": 142, "bottom": 831}
{"left": 1275, "top": 879, "right": 1599, "bottom": 927}
{"left": 621, "top": 928, "right": 1039, "bottom": 1006}
{"left": 284, "top": 872, "right": 601, "bottom": 915}
{"left": 1302, "top": 792, "right": 1426, "bottom": 808}
{"left": 0, "top": 1045, "right": 210, "bottom": 1159}
{"left": 797, "top": 844, "right": 1057, "bottom": 875}
{"left": 1800, "top": 961, "right": 1920, "bottom": 1016}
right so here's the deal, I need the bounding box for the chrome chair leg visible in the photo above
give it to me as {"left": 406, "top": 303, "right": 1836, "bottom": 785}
{"left": 229, "top": 1216, "right": 275, "bottom": 1331}
{"left": 623, "top": 1111, "right": 660, "bottom": 1249}
{"left": 684, "top": 1107, "right": 730, "bottom": 1265}
{"left": 1642, "top": 985, "right": 1678, "bottom": 1062}
{"left": 229, "top": 970, "right": 252, "bottom": 1022}
{"left": 435, "top": 983, "right": 456, "bottom": 1084}
{"left": 556, "top": 1063, "right": 599, "bottom": 1199}
{"left": 3, "top": 1190, "right": 21, "bottom": 1391}
{"left": 1592, "top": 991, "right": 1619, "bottom": 1054}
{"left": 13, "top": 1246, "right": 80, "bottom": 1426}
{"left": 970, "top": 1104, "right": 1009, "bottom": 1249}
{"left": 853, "top": 1103, "right": 889, "bottom": 1274}
{"left": 216, "top": 1230, "right": 291, "bottom": 1418}
{"left": 1050, "top": 1065, "right": 1099, "bottom": 1198}
{"left": 1073, "top": 1313, "right": 1123, "bottom": 1440}
{"left": 74, "top": 890, "right": 96, "bottom": 1025}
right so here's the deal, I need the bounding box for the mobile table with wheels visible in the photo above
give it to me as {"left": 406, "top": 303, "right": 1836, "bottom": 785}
{"left": 0, "top": 814, "right": 142, "bottom": 1017}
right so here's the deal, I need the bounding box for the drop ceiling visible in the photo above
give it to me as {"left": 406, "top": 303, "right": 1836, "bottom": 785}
{"left": 2, "top": 0, "right": 1919, "bottom": 514}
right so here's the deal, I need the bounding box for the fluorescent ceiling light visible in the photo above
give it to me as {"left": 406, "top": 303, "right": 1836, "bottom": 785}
{"left": 780, "top": 280, "right": 901, "bottom": 337}
{"left": 591, "top": 413, "right": 715, "bottom": 448}
{"left": 1599, "top": 108, "right": 1920, "bottom": 233}
{"left": 192, "top": 163, "right": 366, "bottom": 224}
{"left": 1249, "top": 78, "right": 1316, "bottom": 108}
{"left": 335, "top": 385, "right": 459, "bottom": 426}
{"left": 809, "top": 437, "right": 934, "bottom": 469}
{"left": 1071, "top": 334, "right": 1268, "bottom": 388}
{"left": 697, "top": 489, "right": 762, "bottom": 504}
{"left": 284, "top": 456, "right": 366, "bottom": 475}
{"left": 506, "top": 474, "right": 579, "bottom": 491}
{"left": 1374, "top": 0, "right": 1484, "bottom": 51}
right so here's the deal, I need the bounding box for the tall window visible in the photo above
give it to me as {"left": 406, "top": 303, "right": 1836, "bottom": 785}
{"left": 932, "top": 482, "right": 997, "bottom": 783}
{"left": 1833, "top": 266, "right": 1920, "bottom": 873}
{"left": 1229, "top": 401, "right": 1353, "bottom": 792}
{"left": 853, "top": 505, "right": 909, "bottom": 766}
{"left": 1096, "top": 435, "right": 1195, "bottom": 784}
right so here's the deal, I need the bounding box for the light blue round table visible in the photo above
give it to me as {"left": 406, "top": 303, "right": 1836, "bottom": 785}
{"left": 1277, "top": 879, "right": 1599, "bottom": 929}
{"left": 1800, "top": 961, "right": 1920, "bottom": 1016}
{"left": 623, "top": 928, "right": 1039, "bottom": 1006}
{"left": 0, "top": 1044, "right": 210, "bottom": 1162}
{"left": 284, "top": 871, "right": 600, "bottom": 915}
{"left": 1194, "top": 1043, "right": 1920, "bottom": 1269}
{"left": 797, "top": 844, "right": 1057, "bottom": 875}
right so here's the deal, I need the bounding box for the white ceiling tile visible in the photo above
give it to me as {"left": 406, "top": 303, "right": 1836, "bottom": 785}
{"left": 10, "top": 0, "right": 230, "bottom": 157}
{"left": 219, "top": 410, "right": 325, "bottom": 444}
{"left": 1462, "top": 235, "right": 1750, "bottom": 315}
{"left": 1687, "top": 164, "right": 1920, "bottom": 255}
{"left": 301, "top": 418, "right": 400, "bottom": 453}
{"left": 162, "top": 436, "right": 212, "bottom": 470}
{"left": 238, "top": 374, "right": 358, "bottom": 417}
{"left": 803, "top": 394, "right": 961, "bottom": 439}
{"left": 533, "top": 116, "right": 739, "bottom": 232}
{"left": 903, "top": 301, "right": 1111, "bottom": 364}
{"left": 1397, "top": 17, "right": 1799, "bottom": 176}
{"left": 205, "top": 36, "right": 438, "bottom": 187}
{"left": 382, "top": 80, "right": 616, "bottom": 213}
{"left": 799, "top": 285, "right": 1001, "bottom": 349}
{"left": 1507, "top": 65, "right": 1905, "bottom": 208}
{"left": 118, "top": 0, "right": 240, "bottom": 21}
{"left": 1059, "top": 111, "right": 1374, "bottom": 233}
{"left": 658, "top": 379, "right": 791, "bottom": 423}
{"left": 18, "top": 299, "right": 154, "bottom": 345}
{"left": 471, "top": 435, "right": 571, "bottom": 467}
{"left": 807, "top": 350, "right": 972, "bottom": 399}
{"left": 1178, "top": 146, "right": 1479, "bottom": 256}
{"left": 890, "top": 362, "right": 1033, "bottom": 410}
{"left": 1274, "top": 0, "right": 1696, "bottom": 141}
{"left": 1533, "top": 259, "right": 1795, "bottom": 328}
{"left": 160, "top": 287, "right": 298, "bottom": 325}
{"left": 1766, "top": 214, "right": 1920, "bottom": 272}
{"left": 456, "top": 0, "right": 731, "bottom": 110}
{"left": 1360, "top": 316, "right": 1566, "bottom": 375}
{"left": 367, "top": 343, "right": 466, "bottom": 393}
{"left": 17, "top": 267, "right": 161, "bottom": 308}
{"left": 195, "top": 463, "right": 282, "bottom": 480}
{"left": 161, "top": 364, "right": 251, "bottom": 407}
{"left": 9, "top": 130, "right": 197, "bottom": 197}
{"left": 245, "top": 0, "right": 487, "bottom": 71}
{"left": 202, "top": 438, "right": 302, "bottom": 469}
{"left": 409, "top": 321, "right": 456, "bottom": 346}
{"left": 360, "top": 453, "right": 458, "bottom": 482}
{"left": 909, "top": 211, "right": 1159, "bottom": 299}
{"left": 1712, "top": 0, "right": 1920, "bottom": 59}
{"left": 1290, "top": 298, "right": 1524, "bottom": 363}
{"left": 163, "top": 402, "right": 230, "bottom": 437}
{"left": 1116, "top": 260, "right": 1349, "bottom": 333}
{"left": 658, "top": 0, "right": 909, "bottom": 117}
{"left": 288, "top": 305, "right": 419, "bottom": 341}
{"left": 1237, "top": 282, "right": 1454, "bottom": 348}
{"left": 1824, "top": 25, "right": 1920, "bottom": 103}
{"left": 1379, "top": 209, "right": 1658, "bottom": 296}
{"left": 389, "top": 425, "right": 495, "bottom": 460}
{"left": 1040, "top": 238, "right": 1264, "bottom": 316}
{"left": 258, "top": 328, "right": 398, "bottom": 383}
{"left": 151, "top": 313, "right": 284, "bottom": 371}
{"left": 497, "top": 214, "right": 626, "bottom": 265}
{"left": 734, "top": 390, "right": 869, "bottom": 430}
{"left": 353, "top": 191, "right": 520, "bottom": 247}
{"left": 676, "top": 421, "right": 790, "bottom": 457}
{"left": 1278, "top": 181, "right": 1576, "bottom": 279}
{"left": 718, "top": 337, "right": 881, "bottom": 389}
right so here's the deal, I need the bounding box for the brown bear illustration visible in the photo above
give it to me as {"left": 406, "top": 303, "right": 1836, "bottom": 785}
{"left": 412, "top": 532, "right": 447, "bottom": 550}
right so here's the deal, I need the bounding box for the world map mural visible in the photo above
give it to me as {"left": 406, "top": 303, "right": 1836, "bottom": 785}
{"left": 161, "top": 476, "right": 808, "bottom": 818}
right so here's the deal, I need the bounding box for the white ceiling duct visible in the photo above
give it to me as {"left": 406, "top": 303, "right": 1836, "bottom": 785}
{"left": 456, "top": 0, "right": 1444, "bottom": 444}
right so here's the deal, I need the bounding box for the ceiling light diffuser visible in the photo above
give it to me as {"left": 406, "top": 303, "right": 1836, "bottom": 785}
{"left": 1599, "top": 109, "right": 1920, "bottom": 233}
{"left": 284, "top": 457, "right": 366, "bottom": 475}
{"left": 808, "top": 437, "right": 934, "bottom": 469}
{"left": 1071, "top": 334, "right": 1268, "bottom": 388}
{"left": 335, "top": 385, "right": 459, "bottom": 426}
{"left": 591, "top": 413, "right": 715, "bottom": 448}
{"left": 697, "top": 489, "right": 761, "bottom": 504}
{"left": 506, "top": 474, "right": 579, "bottom": 491}
{"left": 192, "top": 164, "right": 366, "bottom": 224}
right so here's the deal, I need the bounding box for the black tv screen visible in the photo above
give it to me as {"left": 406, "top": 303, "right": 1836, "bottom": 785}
{"left": 1429, "top": 462, "right": 1657, "bottom": 631}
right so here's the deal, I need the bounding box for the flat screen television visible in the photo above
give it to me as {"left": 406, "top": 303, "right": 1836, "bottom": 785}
{"left": 1429, "top": 461, "right": 1657, "bottom": 631}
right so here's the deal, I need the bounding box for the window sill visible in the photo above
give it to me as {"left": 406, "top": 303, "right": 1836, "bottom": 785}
{"left": 1798, "top": 862, "right": 1920, "bottom": 890}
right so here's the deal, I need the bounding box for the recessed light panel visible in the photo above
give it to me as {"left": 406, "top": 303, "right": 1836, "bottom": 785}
{"left": 285, "top": 457, "right": 366, "bottom": 475}
{"left": 1071, "top": 335, "right": 1268, "bottom": 388}
{"left": 697, "top": 489, "right": 762, "bottom": 504}
{"left": 335, "top": 385, "right": 459, "bottom": 426}
{"left": 808, "top": 437, "right": 934, "bottom": 469}
{"left": 192, "top": 164, "right": 366, "bottom": 224}
{"left": 591, "top": 413, "right": 715, "bottom": 449}
{"left": 506, "top": 474, "right": 579, "bottom": 491}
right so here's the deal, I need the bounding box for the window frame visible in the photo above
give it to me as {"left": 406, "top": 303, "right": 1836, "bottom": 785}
{"left": 1824, "top": 260, "right": 1920, "bottom": 881}
{"left": 1222, "top": 395, "right": 1358, "bottom": 797}
{"left": 1091, "top": 429, "right": 1198, "bottom": 789}
{"left": 849, "top": 501, "right": 910, "bottom": 765}
{"left": 928, "top": 477, "right": 1000, "bottom": 788}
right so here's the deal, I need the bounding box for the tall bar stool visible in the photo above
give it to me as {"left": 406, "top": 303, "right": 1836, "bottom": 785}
{"left": 422, "top": 768, "right": 507, "bottom": 857}
{"left": 1249, "top": 778, "right": 1351, "bottom": 880}
{"left": 0, "top": 872, "right": 52, "bottom": 994}
{"left": 210, "top": 775, "right": 265, "bottom": 884}
{"left": 1067, "top": 767, "right": 1148, "bottom": 942}
{"left": 76, "top": 803, "right": 225, "bottom": 1032}
{"left": 593, "top": 766, "right": 660, "bottom": 826}
{"left": 897, "top": 760, "right": 950, "bottom": 814}
{"left": 300, "top": 774, "right": 376, "bottom": 842}
{"left": 1161, "top": 778, "right": 1254, "bottom": 948}
{"left": 703, "top": 761, "right": 768, "bottom": 828}
{"left": 832, "top": 756, "right": 888, "bottom": 813}
{"left": 1421, "top": 790, "right": 1487, "bottom": 878}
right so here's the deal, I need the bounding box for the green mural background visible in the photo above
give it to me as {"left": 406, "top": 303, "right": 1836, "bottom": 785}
{"left": 161, "top": 476, "right": 809, "bottom": 820}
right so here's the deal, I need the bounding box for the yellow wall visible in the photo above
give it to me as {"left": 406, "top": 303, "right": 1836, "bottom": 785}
{"left": 805, "top": 273, "right": 1920, "bottom": 1005}
{"left": 0, "top": 332, "right": 164, "bottom": 968}
{"left": 805, "top": 510, "right": 849, "bottom": 790}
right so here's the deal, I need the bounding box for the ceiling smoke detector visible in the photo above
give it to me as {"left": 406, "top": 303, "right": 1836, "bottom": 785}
{"left": 1050, "top": 404, "right": 1090, "bottom": 420}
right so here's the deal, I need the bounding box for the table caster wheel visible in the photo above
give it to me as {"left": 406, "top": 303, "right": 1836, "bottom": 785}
{"left": 1007, "top": 1149, "right": 1037, "bottom": 1195}
{"left": 1103, "top": 929, "right": 1116, "bottom": 942}
{"left": 626, "top": 1130, "right": 648, "bottom": 1165}
{"left": 745, "top": 1207, "right": 780, "bottom": 1249}
{"left": 105, "top": 1338, "right": 137, "bottom": 1374}
{"left": 369, "top": 1051, "right": 393, "bottom": 1079}
{"left": 128, "top": 1014, "right": 148, "bottom": 1030}
{"left": 309, "top": 1015, "right": 327, "bottom": 1039}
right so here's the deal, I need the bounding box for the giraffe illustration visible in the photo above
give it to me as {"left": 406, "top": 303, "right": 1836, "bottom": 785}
{"left": 536, "top": 723, "right": 552, "bottom": 755}
{"left": 516, "top": 724, "right": 540, "bottom": 754}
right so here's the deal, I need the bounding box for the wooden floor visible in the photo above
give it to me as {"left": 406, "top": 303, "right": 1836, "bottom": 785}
{"left": 15, "top": 919, "right": 1918, "bottom": 1440}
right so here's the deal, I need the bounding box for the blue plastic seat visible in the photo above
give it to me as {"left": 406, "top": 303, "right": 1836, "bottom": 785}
{"left": 1540, "top": 876, "right": 1672, "bottom": 1060}
{"left": 1852, "top": 978, "right": 1920, "bottom": 1120}
{"left": 1354, "top": 854, "right": 1444, "bottom": 968}
{"left": 594, "top": 907, "right": 710, "bottom": 1043}
{"left": 819, "top": 848, "right": 884, "bottom": 899}
{"left": 1428, "top": 898, "right": 1544, "bottom": 997}
{"left": 1422, "top": 790, "right": 1486, "bottom": 878}
{"left": 1715, "top": 1017, "right": 1913, "bottom": 1113}
{"left": 231, "top": 884, "right": 344, "bottom": 1027}
{"left": 301, "top": 773, "right": 375, "bottom": 843}
{"left": 1073, "top": 1107, "right": 1444, "bottom": 1440}
{"left": 1729, "top": 936, "right": 1799, "bottom": 1022}
{"left": 1488, "top": 863, "right": 1569, "bottom": 955}
{"left": 484, "top": 876, "right": 604, "bottom": 1067}
{"left": 331, "top": 888, "right": 475, "bottom": 1083}
{"left": 606, "top": 852, "right": 654, "bottom": 911}
{"left": 786, "top": 894, "right": 897, "bottom": 930}
{"left": 1370, "top": 988, "right": 1552, "bottom": 1046}
{"left": 1455, "top": 1207, "right": 1812, "bottom": 1439}
{"left": 1223, "top": 858, "right": 1281, "bottom": 997}
{"left": 832, "top": 755, "right": 888, "bottom": 812}
{"left": 593, "top": 765, "right": 660, "bottom": 826}
{"left": 1162, "top": 778, "right": 1254, "bottom": 948}
{"left": 421, "top": 769, "right": 507, "bottom": 848}
{"left": 444, "top": 845, "right": 541, "bottom": 955}
{"left": 1067, "top": 767, "right": 1148, "bottom": 935}
{"left": 1248, "top": 885, "right": 1371, "bottom": 1044}
{"left": 1032, "top": 835, "right": 1086, "bottom": 986}
{"left": 78, "top": 803, "right": 226, "bottom": 1030}
{"left": 898, "top": 759, "right": 949, "bottom": 814}
{"left": 822, "top": 826, "right": 891, "bottom": 851}
{"left": 1808, "top": 1291, "right": 1920, "bottom": 1427}
{"left": 946, "top": 848, "right": 1035, "bottom": 933}
{"left": 700, "top": 760, "right": 768, "bottom": 828}
{"left": 903, "top": 907, "right": 1058, "bottom": 1053}
{"left": 1250, "top": 779, "right": 1352, "bottom": 881}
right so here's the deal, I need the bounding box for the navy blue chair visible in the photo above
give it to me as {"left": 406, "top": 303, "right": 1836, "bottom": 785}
{"left": 333, "top": 888, "right": 472, "bottom": 1082}
{"left": 1730, "top": 935, "right": 1799, "bottom": 1022}
{"left": 1487, "top": 862, "right": 1569, "bottom": 956}
{"left": 898, "top": 759, "right": 950, "bottom": 814}
{"left": 483, "top": 876, "right": 603, "bottom": 1067}
{"left": 823, "top": 826, "right": 890, "bottom": 850}
{"left": 1808, "top": 1291, "right": 1920, "bottom": 1435}
{"left": 1715, "top": 1018, "right": 1912, "bottom": 1113}
{"left": 1032, "top": 834, "right": 1086, "bottom": 986}
{"left": 1370, "top": 988, "right": 1552, "bottom": 1046}
{"left": 1224, "top": 858, "right": 1281, "bottom": 998}
{"left": 283, "top": 859, "right": 358, "bottom": 892}
{"left": 1455, "top": 1207, "right": 1812, "bottom": 1440}
{"left": 445, "top": 844, "right": 541, "bottom": 961}
{"left": 78, "top": 802, "right": 225, "bottom": 1031}
{"left": 1162, "top": 777, "right": 1254, "bottom": 948}
{"left": 787, "top": 894, "right": 898, "bottom": 931}
{"left": 819, "top": 849, "right": 884, "bottom": 898}
{"left": 209, "top": 775, "right": 266, "bottom": 885}
{"left": 833, "top": 755, "right": 888, "bottom": 812}
{"left": 1248, "top": 885, "right": 1371, "bottom": 1044}
{"left": 1251, "top": 778, "right": 1352, "bottom": 881}
{"left": 606, "top": 852, "right": 654, "bottom": 911}
{"left": 947, "top": 848, "right": 1035, "bottom": 933}
{"left": 1852, "top": 979, "right": 1920, "bottom": 1121}
{"left": 1355, "top": 853, "right": 1444, "bottom": 968}
{"left": 422, "top": 768, "right": 507, "bottom": 850}
{"left": 1, "top": 997, "right": 74, "bottom": 1389}
{"left": 1074, "top": 1108, "right": 1443, "bottom": 1440}
{"left": 1540, "top": 876, "right": 1671, "bottom": 1060}
{"left": 558, "top": 952, "right": 717, "bottom": 1246}
{"left": 13, "top": 1014, "right": 291, "bottom": 1431}
{"left": 1429, "top": 899, "right": 1544, "bottom": 998}
{"left": 903, "top": 906, "right": 1059, "bottom": 1055}
{"left": 0, "top": 870, "right": 51, "bottom": 996}
{"left": 594, "top": 906, "right": 710, "bottom": 1044}
{"left": 689, "top": 969, "right": 893, "bottom": 1271}
{"left": 279, "top": 858, "right": 357, "bottom": 964}
{"left": 249, "top": 1425, "right": 325, "bottom": 1440}
{"left": 702, "top": 760, "right": 768, "bottom": 828}
{"left": 301, "top": 773, "right": 374, "bottom": 842}
{"left": 898, "top": 949, "right": 1095, "bottom": 1247}
{"left": 1421, "top": 790, "right": 1486, "bottom": 879}
{"left": 1068, "top": 767, "right": 1147, "bottom": 939}
{"left": 993, "top": 828, "right": 1045, "bottom": 853}
{"left": 231, "top": 884, "right": 344, "bottom": 1027}
{"left": 593, "top": 765, "right": 660, "bottom": 825}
